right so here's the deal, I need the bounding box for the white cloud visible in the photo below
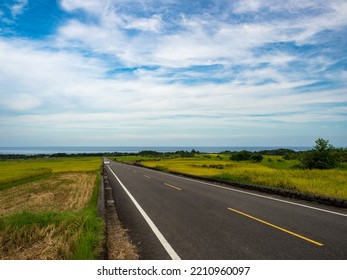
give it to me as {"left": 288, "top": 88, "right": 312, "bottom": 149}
{"left": 122, "top": 15, "right": 162, "bottom": 32}
{"left": 1, "top": 0, "right": 346, "bottom": 146}
{"left": 0, "top": 0, "right": 28, "bottom": 24}
{"left": 57, "top": 19, "right": 126, "bottom": 53}
{"left": 2, "top": 33, "right": 344, "bottom": 120}
{"left": 233, "top": 0, "right": 262, "bottom": 13}
{"left": 233, "top": 0, "right": 334, "bottom": 14}
{"left": 55, "top": 0, "right": 347, "bottom": 71}
{"left": 10, "top": 0, "right": 28, "bottom": 17}
{"left": 60, "top": 0, "right": 106, "bottom": 14}
{"left": 0, "top": 38, "right": 107, "bottom": 113}
{"left": 1, "top": 93, "right": 41, "bottom": 111}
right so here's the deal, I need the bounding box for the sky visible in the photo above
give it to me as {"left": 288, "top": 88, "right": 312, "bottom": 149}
{"left": 0, "top": 0, "right": 346, "bottom": 147}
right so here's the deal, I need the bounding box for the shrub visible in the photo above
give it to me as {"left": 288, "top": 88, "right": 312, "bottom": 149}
{"left": 334, "top": 148, "right": 347, "bottom": 163}
{"left": 230, "top": 150, "right": 252, "bottom": 161}
{"left": 299, "top": 138, "right": 337, "bottom": 169}
{"left": 250, "top": 153, "right": 263, "bottom": 163}
{"left": 231, "top": 151, "right": 263, "bottom": 163}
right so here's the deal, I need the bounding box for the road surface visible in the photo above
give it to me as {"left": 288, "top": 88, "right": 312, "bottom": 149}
{"left": 105, "top": 160, "right": 347, "bottom": 260}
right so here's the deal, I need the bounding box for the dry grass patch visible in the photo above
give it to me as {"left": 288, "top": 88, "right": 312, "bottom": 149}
{"left": 106, "top": 220, "right": 139, "bottom": 260}
{"left": 0, "top": 172, "right": 96, "bottom": 216}
{"left": 0, "top": 220, "right": 81, "bottom": 260}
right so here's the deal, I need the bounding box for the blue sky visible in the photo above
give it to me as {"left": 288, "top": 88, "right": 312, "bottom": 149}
{"left": 0, "top": 0, "right": 346, "bottom": 147}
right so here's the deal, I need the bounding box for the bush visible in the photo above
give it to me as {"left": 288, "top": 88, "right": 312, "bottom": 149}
{"left": 334, "top": 148, "right": 347, "bottom": 163}
{"left": 250, "top": 153, "right": 263, "bottom": 163}
{"left": 282, "top": 152, "right": 297, "bottom": 160}
{"left": 230, "top": 150, "right": 252, "bottom": 161}
{"left": 299, "top": 138, "right": 337, "bottom": 169}
{"left": 230, "top": 151, "right": 263, "bottom": 163}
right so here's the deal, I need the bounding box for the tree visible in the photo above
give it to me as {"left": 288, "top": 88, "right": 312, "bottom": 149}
{"left": 300, "top": 138, "right": 337, "bottom": 169}
{"left": 314, "top": 138, "right": 334, "bottom": 152}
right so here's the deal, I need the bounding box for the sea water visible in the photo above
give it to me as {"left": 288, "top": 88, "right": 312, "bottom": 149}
{"left": 0, "top": 146, "right": 310, "bottom": 155}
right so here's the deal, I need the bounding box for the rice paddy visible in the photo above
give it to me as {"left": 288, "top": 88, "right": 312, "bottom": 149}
{"left": 0, "top": 157, "right": 104, "bottom": 260}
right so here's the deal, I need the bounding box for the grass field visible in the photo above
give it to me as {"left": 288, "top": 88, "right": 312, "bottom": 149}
{"left": 0, "top": 157, "right": 101, "bottom": 189}
{"left": 0, "top": 157, "right": 104, "bottom": 260}
{"left": 115, "top": 154, "right": 347, "bottom": 200}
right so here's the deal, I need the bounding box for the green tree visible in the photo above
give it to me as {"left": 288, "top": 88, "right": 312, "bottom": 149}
{"left": 300, "top": 138, "right": 337, "bottom": 169}
{"left": 314, "top": 138, "right": 334, "bottom": 152}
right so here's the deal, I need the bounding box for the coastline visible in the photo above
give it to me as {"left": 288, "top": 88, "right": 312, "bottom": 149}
{"left": 0, "top": 146, "right": 311, "bottom": 155}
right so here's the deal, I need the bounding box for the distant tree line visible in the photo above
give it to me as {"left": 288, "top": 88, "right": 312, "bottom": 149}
{"left": 0, "top": 149, "right": 200, "bottom": 160}
{"left": 138, "top": 149, "right": 199, "bottom": 158}
{"left": 223, "top": 138, "right": 347, "bottom": 169}
{"left": 1, "top": 140, "right": 346, "bottom": 170}
{"left": 229, "top": 150, "right": 263, "bottom": 162}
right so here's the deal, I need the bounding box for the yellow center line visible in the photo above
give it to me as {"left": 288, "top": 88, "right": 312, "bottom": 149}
{"left": 164, "top": 183, "right": 182, "bottom": 191}
{"left": 227, "top": 207, "right": 324, "bottom": 247}
{"left": 143, "top": 175, "right": 151, "bottom": 179}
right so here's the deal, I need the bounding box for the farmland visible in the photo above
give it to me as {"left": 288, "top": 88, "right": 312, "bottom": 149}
{"left": 0, "top": 157, "right": 103, "bottom": 260}
{"left": 0, "top": 157, "right": 101, "bottom": 189}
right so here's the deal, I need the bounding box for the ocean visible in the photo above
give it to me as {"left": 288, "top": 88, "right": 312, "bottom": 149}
{"left": 0, "top": 146, "right": 310, "bottom": 155}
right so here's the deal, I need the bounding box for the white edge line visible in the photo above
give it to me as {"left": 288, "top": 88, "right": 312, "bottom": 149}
{"left": 107, "top": 165, "right": 181, "bottom": 260}
{"left": 125, "top": 163, "right": 347, "bottom": 218}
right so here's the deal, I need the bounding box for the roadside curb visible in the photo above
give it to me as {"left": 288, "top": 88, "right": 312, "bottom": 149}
{"left": 99, "top": 163, "right": 139, "bottom": 260}
{"left": 132, "top": 163, "right": 347, "bottom": 209}
{"left": 97, "top": 164, "right": 106, "bottom": 220}
{"left": 97, "top": 164, "right": 107, "bottom": 260}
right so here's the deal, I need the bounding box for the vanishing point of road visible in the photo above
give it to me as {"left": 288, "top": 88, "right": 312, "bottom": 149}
{"left": 105, "top": 160, "right": 347, "bottom": 260}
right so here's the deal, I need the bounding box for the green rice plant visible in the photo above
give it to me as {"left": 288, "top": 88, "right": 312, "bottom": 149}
{"left": 0, "top": 157, "right": 101, "bottom": 189}
{"left": 0, "top": 167, "right": 52, "bottom": 190}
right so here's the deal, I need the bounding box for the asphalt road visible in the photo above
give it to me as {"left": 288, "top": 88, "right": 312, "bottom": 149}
{"left": 105, "top": 160, "right": 347, "bottom": 260}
